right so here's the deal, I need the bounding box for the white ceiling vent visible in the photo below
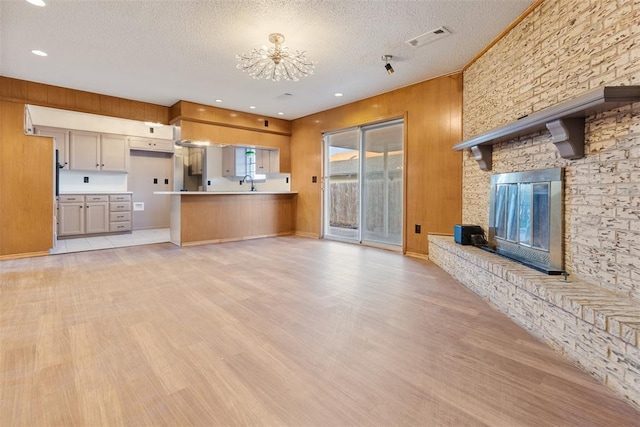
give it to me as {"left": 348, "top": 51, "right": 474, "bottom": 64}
{"left": 405, "top": 26, "right": 451, "bottom": 48}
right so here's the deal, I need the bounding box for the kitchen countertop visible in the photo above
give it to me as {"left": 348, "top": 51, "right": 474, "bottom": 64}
{"left": 154, "top": 191, "right": 297, "bottom": 195}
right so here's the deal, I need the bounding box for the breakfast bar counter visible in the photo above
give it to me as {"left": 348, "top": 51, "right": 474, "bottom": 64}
{"left": 154, "top": 191, "right": 297, "bottom": 246}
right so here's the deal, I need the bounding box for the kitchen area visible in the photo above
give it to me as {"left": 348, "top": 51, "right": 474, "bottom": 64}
{"left": 25, "top": 104, "right": 295, "bottom": 254}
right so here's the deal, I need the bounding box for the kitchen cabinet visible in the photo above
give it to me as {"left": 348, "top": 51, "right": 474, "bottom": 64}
{"left": 188, "top": 147, "right": 204, "bottom": 175}
{"left": 35, "top": 126, "right": 70, "bottom": 170}
{"left": 100, "top": 134, "right": 129, "bottom": 172}
{"left": 255, "top": 148, "right": 280, "bottom": 174}
{"left": 58, "top": 195, "right": 85, "bottom": 236}
{"left": 69, "top": 131, "right": 99, "bottom": 171}
{"left": 58, "top": 193, "right": 132, "bottom": 237}
{"left": 128, "top": 137, "right": 174, "bottom": 153}
{"left": 222, "top": 146, "right": 248, "bottom": 177}
{"left": 69, "top": 131, "right": 129, "bottom": 172}
{"left": 109, "top": 194, "right": 132, "bottom": 232}
{"left": 85, "top": 195, "right": 110, "bottom": 234}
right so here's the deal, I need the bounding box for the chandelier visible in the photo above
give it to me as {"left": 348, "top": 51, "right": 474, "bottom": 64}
{"left": 236, "top": 33, "right": 315, "bottom": 82}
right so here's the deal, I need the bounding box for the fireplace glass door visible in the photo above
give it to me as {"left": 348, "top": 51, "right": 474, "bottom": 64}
{"left": 489, "top": 167, "right": 563, "bottom": 274}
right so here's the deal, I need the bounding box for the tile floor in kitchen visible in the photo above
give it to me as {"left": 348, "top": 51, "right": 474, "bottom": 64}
{"left": 50, "top": 228, "right": 171, "bottom": 255}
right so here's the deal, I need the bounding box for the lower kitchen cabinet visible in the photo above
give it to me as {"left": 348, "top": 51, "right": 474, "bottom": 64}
{"left": 58, "top": 197, "right": 85, "bottom": 236}
{"left": 85, "top": 197, "right": 110, "bottom": 234}
{"left": 58, "top": 193, "right": 132, "bottom": 237}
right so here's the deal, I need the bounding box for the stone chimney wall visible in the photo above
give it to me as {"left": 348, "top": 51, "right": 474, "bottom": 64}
{"left": 463, "top": 0, "right": 640, "bottom": 299}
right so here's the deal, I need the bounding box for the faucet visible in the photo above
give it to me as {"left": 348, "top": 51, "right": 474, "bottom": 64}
{"left": 240, "top": 174, "right": 256, "bottom": 191}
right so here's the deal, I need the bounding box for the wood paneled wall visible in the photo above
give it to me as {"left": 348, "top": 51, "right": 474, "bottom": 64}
{"left": 0, "top": 77, "right": 169, "bottom": 124}
{"left": 171, "top": 101, "right": 291, "bottom": 135}
{"left": 173, "top": 101, "right": 292, "bottom": 173}
{"left": 0, "top": 101, "right": 53, "bottom": 258}
{"left": 291, "top": 73, "right": 462, "bottom": 256}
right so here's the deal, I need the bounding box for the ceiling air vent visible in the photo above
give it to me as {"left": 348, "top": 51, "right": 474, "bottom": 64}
{"left": 405, "top": 26, "right": 451, "bottom": 48}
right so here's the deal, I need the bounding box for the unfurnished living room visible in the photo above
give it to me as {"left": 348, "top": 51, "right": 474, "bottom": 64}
{"left": 1, "top": 0, "right": 640, "bottom": 425}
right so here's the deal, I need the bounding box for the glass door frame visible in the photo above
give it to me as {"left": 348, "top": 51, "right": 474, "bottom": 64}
{"left": 322, "top": 118, "right": 405, "bottom": 251}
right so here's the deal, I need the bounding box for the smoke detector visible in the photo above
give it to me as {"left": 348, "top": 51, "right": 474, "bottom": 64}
{"left": 405, "top": 26, "right": 451, "bottom": 48}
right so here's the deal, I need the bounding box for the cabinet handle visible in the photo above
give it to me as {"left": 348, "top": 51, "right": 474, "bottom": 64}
{"left": 101, "top": 164, "right": 104, "bottom": 167}
{"left": 96, "top": 164, "right": 99, "bottom": 167}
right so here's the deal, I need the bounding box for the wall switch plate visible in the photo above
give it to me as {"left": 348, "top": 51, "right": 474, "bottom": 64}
{"left": 83, "top": 176, "right": 89, "bottom": 183}
{"left": 415, "top": 224, "right": 421, "bottom": 234}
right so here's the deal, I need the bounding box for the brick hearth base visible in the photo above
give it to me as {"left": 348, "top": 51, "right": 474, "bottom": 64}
{"left": 428, "top": 235, "right": 640, "bottom": 410}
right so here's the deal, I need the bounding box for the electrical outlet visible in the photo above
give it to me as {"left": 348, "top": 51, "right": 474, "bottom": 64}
{"left": 153, "top": 178, "right": 158, "bottom": 184}
{"left": 312, "top": 176, "right": 317, "bottom": 183}
{"left": 286, "top": 177, "right": 289, "bottom": 184}
{"left": 164, "top": 178, "right": 169, "bottom": 185}
{"left": 83, "top": 176, "right": 89, "bottom": 183}
{"left": 415, "top": 224, "right": 421, "bottom": 234}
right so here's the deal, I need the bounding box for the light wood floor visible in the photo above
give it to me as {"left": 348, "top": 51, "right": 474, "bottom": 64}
{"left": 1, "top": 237, "right": 638, "bottom": 426}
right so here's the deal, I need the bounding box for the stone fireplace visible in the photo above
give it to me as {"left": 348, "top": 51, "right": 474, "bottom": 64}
{"left": 488, "top": 167, "right": 564, "bottom": 274}
{"left": 427, "top": 0, "right": 640, "bottom": 410}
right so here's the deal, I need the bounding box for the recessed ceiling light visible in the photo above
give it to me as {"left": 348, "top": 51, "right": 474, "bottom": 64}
{"left": 31, "top": 50, "right": 48, "bottom": 57}
{"left": 26, "top": 0, "right": 46, "bottom": 6}
{"left": 278, "top": 112, "right": 284, "bottom": 116}
{"left": 215, "top": 99, "right": 222, "bottom": 103}
{"left": 334, "top": 93, "right": 343, "bottom": 97}
{"left": 249, "top": 106, "right": 256, "bottom": 109}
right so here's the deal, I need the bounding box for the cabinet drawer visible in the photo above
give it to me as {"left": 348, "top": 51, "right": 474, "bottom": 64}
{"left": 110, "top": 202, "right": 131, "bottom": 212}
{"left": 110, "top": 212, "right": 131, "bottom": 222}
{"left": 59, "top": 195, "right": 85, "bottom": 203}
{"left": 109, "top": 194, "right": 132, "bottom": 202}
{"left": 109, "top": 221, "right": 131, "bottom": 232}
{"left": 85, "top": 195, "right": 109, "bottom": 202}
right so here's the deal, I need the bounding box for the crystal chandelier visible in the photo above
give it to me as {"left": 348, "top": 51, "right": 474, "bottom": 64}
{"left": 236, "top": 33, "right": 315, "bottom": 82}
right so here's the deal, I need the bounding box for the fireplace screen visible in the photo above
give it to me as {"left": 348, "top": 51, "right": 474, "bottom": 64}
{"left": 489, "top": 167, "right": 564, "bottom": 274}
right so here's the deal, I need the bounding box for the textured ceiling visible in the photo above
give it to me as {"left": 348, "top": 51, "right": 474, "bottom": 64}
{"left": 1, "top": 0, "right": 534, "bottom": 120}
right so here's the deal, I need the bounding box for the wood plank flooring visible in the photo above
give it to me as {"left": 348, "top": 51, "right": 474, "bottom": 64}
{"left": 1, "top": 236, "right": 638, "bottom": 426}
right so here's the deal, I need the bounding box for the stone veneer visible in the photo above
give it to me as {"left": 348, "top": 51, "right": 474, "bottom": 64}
{"left": 463, "top": 0, "right": 640, "bottom": 299}
{"left": 448, "top": 0, "right": 640, "bottom": 410}
{"left": 429, "top": 235, "right": 640, "bottom": 409}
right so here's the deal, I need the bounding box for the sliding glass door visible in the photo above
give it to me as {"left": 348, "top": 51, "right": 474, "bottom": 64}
{"left": 324, "top": 128, "right": 360, "bottom": 241}
{"left": 323, "top": 120, "right": 404, "bottom": 247}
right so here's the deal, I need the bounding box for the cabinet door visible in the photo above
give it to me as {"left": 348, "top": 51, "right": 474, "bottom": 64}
{"left": 255, "top": 149, "right": 269, "bottom": 173}
{"left": 129, "top": 137, "right": 174, "bottom": 153}
{"left": 36, "top": 126, "right": 70, "bottom": 170}
{"left": 269, "top": 149, "right": 280, "bottom": 173}
{"left": 69, "top": 131, "right": 100, "bottom": 171}
{"left": 58, "top": 202, "right": 85, "bottom": 235}
{"left": 222, "top": 146, "right": 236, "bottom": 177}
{"left": 101, "top": 134, "right": 129, "bottom": 172}
{"left": 85, "top": 202, "right": 109, "bottom": 234}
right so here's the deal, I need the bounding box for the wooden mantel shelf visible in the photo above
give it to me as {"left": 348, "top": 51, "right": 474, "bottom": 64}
{"left": 454, "top": 86, "right": 640, "bottom": 170}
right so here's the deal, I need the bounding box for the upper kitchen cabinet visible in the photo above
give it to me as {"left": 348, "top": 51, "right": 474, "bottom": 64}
{"left": 223, "top": 146, "right": 280, "bottom": 177}
{"left": 35, "top": 126, "right": 70, "bottom": 170}
{"left": 69, "top": 130, "right": 129, "bottom": 172}
{"left": 100, "top": 134, "right": 129, "bottom": 172}
{"left": 128, "top": 136, "right": 174, "bottom": 153}
{"left": 255, "top": 148, "right": 280, "bottom": 174}
{"left": 222, "top": 146, "right": 248, "bottom": 177}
